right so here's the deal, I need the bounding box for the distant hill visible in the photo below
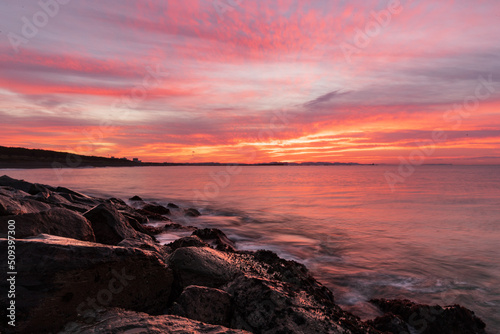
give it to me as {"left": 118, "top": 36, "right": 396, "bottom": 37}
{"left": 0, "top": 146, "right": 146, "bottom": 169}
{"left": 0, "top": 146, "right": 370, "bottom": 169}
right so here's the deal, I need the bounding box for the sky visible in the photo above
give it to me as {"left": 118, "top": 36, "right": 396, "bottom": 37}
{"left": 1, "top": 0, "right": 499, "bottom": 164}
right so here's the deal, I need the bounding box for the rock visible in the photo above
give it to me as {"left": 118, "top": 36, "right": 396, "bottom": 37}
{"left": 170, "top": 285, "right": 232, "bottom": 327}
{"left": 59, "top": 308, "right": 251, "bottom": 334}
{"left": 0, "top": 175, "right": 54, "bottom": 194}
{"left": 167, "top": 202, "right": 180, "bottom": 208}
{"left": 225, "top": 275, "right": 355, "bottom": 334}
{"left": 370, "top": 298, "right": 487, "bottom": 334}
{"left": 129, "top": 195, "right": 143, "bottom": 201}
{"left": 164, "top": 222, "right": 197, "bottom": 231}
{"left": 120, "top": 211, "right": 155, "bottom": 237}
{"left": 168, "top": 236, "right": 210, "bottom": 251}
{"left": 167, "top": 247, "right": 241, "bottom": 292}
{"left": 0, "top": 235, "right": 173, "bottom": 333}
{"left": 366, "top": 313, "right": 410, "bottom": 333}
{"left": 137, "top": 208, "right": 172, "bottom": 221}
{"left": 192, "top": 228, "right": 236, "bottom": 252}
{"left": 185, "top": 208, "right": 201, "bottom": 217}
{"left": 83, "top": 203, "right": 153, "bottom": 245}
{"left": 142, "top": 224, "right": 165, "bottom": 235}
{"left": 56, "top": 186, "right": 92, "bottom": 199}
{"left": 117, "top": 238, "right": 169, "bottom": 261}
{"left": 0, "top": 208, "right": 95, "bottom": 242}
{"left": 143, "top": 203, "right": 170, "bottom": 215}
{"left": 0, "top": 195, "right": 24, "bottom": 215}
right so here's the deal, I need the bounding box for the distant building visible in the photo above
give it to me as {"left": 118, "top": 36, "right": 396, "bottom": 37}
{"left": 133, "top": 158, "right": 141, "bottom": 163}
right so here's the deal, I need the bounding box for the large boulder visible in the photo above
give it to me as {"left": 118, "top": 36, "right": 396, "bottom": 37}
{"left": 142, "top": 203, "right": 170, "bottom": 215}
{"left": 0, "top": 208, "right": 95, "bottom": 242}
{"left": 83, "top": 203, "right": 152, "bottom": 245}
{"left": 370, "top": 298, "right": 487, "bottom": 334}
{"left": 167, "top": 236, "right": 210, "bottom": 251}
{"left": 0, "top": 195, "right": 23, "bottom": 216}
{"left": 59, "top": 308, "right": 251, "bottom": 334}
{"left": 225, "top": 275, "right": 360, "bottom": 334}
{"left": 167, "top": 247, "right": 241, "bottom": 291}
{"left": 0, "top": 235, "right": 173, "bottom": 333}
{"left": 0, "top": 192, "right": 52, "bottom": 216}
{"left": 170, "top": 285, "right": 232, "bottom": 327}
{"left": 192, "top": 228, "right": 236, "bottom": 252}
{"left": 0, "top": 175, "right": 54, "bottom": 194}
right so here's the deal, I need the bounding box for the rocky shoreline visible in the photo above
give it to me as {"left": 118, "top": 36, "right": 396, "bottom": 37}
{"left": 0, "top": 175, "right": 488, "bottom": 333}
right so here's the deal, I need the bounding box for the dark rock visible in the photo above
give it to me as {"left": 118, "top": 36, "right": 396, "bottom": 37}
{"left": 143, "top": 203, "right": 170, "bottom": 215}
{"left": 163, "top": 222, "right": 197, "bottom": 231}
{"left": 370, "top": 298, "right": 487, "bottom": 334}
{"left": 56, "top": 186, "right": 92, "bottom": 199}
{"left": 192, "top": 228, "right": 236, "bottom": 252}
{"left": 167, "top": 247, "right": 241, "bottom": 291}
{"left": 83, "top": 203, "right": 153, "bottom": 245}
{"left": 142, "top": 224, "right": 165, "bottom": 235}
{"left": 129, "top": 195, "right": 143, "bottom": 201}
{"left": 117, "top": 238, "right": 169, "bottom": 261}
{"left": 136, "top": 208, "right": 171, "bottom": 221}
{"left": 170, "top": 285, "right": 232, "bottom": 327}
{"left": 0, "top": 175, "right": 52, "bottom": 194}
{"left": 0, "top": 235, "right": 173, "bottom": 333}
{"left": 168, "top": 236, "right": 210, "bottom": 251}
{"left": 225, "top": 275, "right": 356, "bottom": 334}
{"left": 60, "top": 308, "right": 251, "bottom": 334}
{"left": 185, "top": 208, "right": 201, "bottom": 217}
{"left": 167, "top": 202, "right": 179, "bottom": 208}
{"left": 0, "top": 195, "right": 24, "bottom": 215}
{"left": 366, "top": 313, "right": 410, "bottom": 333}
{"left": 0, "top": 208, "right": 95, "bottom": 242}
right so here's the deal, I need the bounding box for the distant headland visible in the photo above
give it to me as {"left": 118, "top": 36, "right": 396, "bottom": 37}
{"left": 0, "top": 146, "right": 373, "bottom": 169}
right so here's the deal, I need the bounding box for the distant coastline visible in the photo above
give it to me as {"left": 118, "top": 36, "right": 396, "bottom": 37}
{"left": 0, "top": 146, "right": 374, "bottom": 169}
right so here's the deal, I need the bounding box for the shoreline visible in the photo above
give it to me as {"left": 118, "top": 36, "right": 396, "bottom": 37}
{"left": 0, "top": 175, "right": 489, "bottom": 333}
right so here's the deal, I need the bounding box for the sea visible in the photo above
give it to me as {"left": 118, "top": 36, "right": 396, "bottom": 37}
{"left": 3, "top": 165, "right": 499, "bottom": 332}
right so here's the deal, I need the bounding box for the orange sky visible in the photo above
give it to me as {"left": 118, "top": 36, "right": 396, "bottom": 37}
{"left": 1, "top": 0, "right": 499, "bottom": 164}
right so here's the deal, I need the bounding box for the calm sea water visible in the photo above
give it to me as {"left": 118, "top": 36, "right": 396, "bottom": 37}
{"left": 3, "top": 165, "right": 500, "bottom": 331}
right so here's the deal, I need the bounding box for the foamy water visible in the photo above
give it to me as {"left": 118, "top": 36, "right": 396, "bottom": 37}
{"left": 4, "top": 165, "right": 500, "bottom": 331}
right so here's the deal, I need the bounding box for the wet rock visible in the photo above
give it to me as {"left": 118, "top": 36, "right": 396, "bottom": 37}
{"left": 117, "top": 238, "right": 169, "bottom": 261}
{"left": 0, "top": 235, "right": 173, "bottom": 333}
{"left": 83, "top": 203, "right": 153, "bottom": 245}
{"left": 143, "top": 203, "right": 170, "bottom": 215}
{"left": 192, "top": 228, "right": 236, "bottom": 252}
{"left": 56, "top": 186, "right": 92, "bottom": 199}
{"left": 0, "top": 175, "right": 56, "bottom": 195}
{"left": 0, "top": 195, "right": 24, "bottom": 215}
{"left": 163, "top": 222, "right": 197, "bottom": 231}
{"left": 168, "top": 236, "right": 210, "bottom": 251}
{"left": 366, "top": 313, "right": 410, "bottom": 333}
{"left": 60, "top": 308, "right": 251, "bottom": 334}
{"left": 185, "top": 208, "right": 201, "bottom": 217}
{"left": 225, "top": 275, "right": 350, "bottom": 334}
{"left": 0, "top": 208, "right": 95, "bottom": 242}
{"left": 129, "top": 195, "right": 143, "bottom": 201}
{"left": 167, "top": 247, "right": 241, "bottom": 291}
{"left": 370, "top": 298, "right": 487, "bottom": 334}
{"left": 142, "top": 224, "right": 165, "bottom": 235}
{"left": 170, "top": 285, "right": 232, "bottom": 327}
{"left": 167, "top": 202, "right": 180, "bottom": 208}
{"left": 137, "top": 208, "right": 172, "bottom": 221}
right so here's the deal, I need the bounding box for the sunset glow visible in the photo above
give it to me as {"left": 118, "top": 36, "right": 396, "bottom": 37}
{"left": 1, "top": 0, "right": 500, "bottom": 163}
